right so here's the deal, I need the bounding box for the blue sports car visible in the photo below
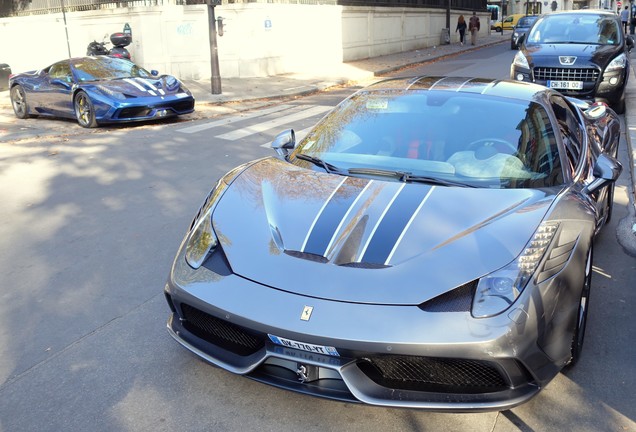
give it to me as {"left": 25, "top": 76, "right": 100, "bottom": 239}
{"left": 8, "top": 56, "right": 195, "bottom": 128}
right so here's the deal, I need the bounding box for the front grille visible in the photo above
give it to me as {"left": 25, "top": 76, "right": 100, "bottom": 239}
{"left": 534, "top": 67, "right": 599, "bottom": 82}
{"left": 118, "top": 106, "right": 151, "bottom": 118}
{"left": 358, "top": 355, "right": 508, "bottom": 394}
{"left": 180, "top": 303, "right": 265, "bottom": 356}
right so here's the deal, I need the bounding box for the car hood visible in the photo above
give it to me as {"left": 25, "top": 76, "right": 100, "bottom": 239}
{"left": 87, "top": 76, "right": 188, "bottom": 97}
{"left": 524, "top": 43, "right": 623, "bottom": 68}
{"left": 212, "top": 158, "right": 555, "bottom": 305}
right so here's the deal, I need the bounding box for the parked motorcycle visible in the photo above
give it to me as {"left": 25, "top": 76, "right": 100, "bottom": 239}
{"left": 86, "top": 32, "right": 132, "bottom": 60}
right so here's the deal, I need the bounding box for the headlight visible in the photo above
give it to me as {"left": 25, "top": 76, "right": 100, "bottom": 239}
{"left": 513, "top": 32, "right": 520, "bottom": 38}
{"left": 472, "top": 222, "right": 559, "bottom": 318}
{"left": 605, "top": 53, "right": 627, "bottom": 72}
{"left": 513, "top": 51, "right": 530, "bottom": 69}
{"left": 185, "top": 205, "right": 218, "bottom": 269}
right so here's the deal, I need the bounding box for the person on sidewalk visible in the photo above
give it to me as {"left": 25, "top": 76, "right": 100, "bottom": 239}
{"left": 621, "top": 6, "right": 629, "bottom": 34}
{"left": 469, "top": 11, "right": 480, "bottom": 46}
{"left": 456, "top": 15, "right": 467, "bottom": 46}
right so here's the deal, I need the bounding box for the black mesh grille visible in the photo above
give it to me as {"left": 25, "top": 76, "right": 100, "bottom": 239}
{"left": 180, "top": 303, "right": 265, "bottom": 356}
{"left": 359, "top": 355, "right": 508, "bottom": 393}
{"left": 534, "top": 67, "right": 599, "bottom": 82}
{"left": 284, "top": 250, "right": 328, "bottom": 263}
{"left": 418, "top": 281, "right": 476, "bottom": 312}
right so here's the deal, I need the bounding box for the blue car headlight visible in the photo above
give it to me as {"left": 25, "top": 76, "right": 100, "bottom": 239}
{"left": 472, "top": 222, "right": 559, "bottom": 318}
{"left": 605, "top": 53, "right": 627, "bottom": 72}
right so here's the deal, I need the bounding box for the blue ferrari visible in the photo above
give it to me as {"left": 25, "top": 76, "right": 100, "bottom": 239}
{"left": 8, "top": 56, "right": 195, "bottom": 128}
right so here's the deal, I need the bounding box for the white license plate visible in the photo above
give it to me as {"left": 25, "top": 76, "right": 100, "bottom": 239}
{"left": 268, "top": 334, "right": 340, "bottom": 357}
{"left": 548, "top": 80, "right": 583, "bottom": 90}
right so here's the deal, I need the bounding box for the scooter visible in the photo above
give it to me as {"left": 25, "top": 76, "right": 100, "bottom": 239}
{"left": 86, "top": 32, "right": 132, "bottom": 60}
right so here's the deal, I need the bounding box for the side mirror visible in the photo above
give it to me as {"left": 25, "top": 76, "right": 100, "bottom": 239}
{"left": 517, "top": 33, "right": 526, "bottom": 46}
{"left": 626, "top": 35, "right": 634, "bottom": 52}
{"left": 584, "top": 153, "right": 622, "bottom": 194}
{"left": 151, "top": 70, "right": 159, "bottom": 76}
{"left": 271, "top": 129, "right": 296, "bottom": 158}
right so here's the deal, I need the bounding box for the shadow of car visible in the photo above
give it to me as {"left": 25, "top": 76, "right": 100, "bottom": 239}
{"left": 1, "top": 63, "right": 11, "bottom": 91}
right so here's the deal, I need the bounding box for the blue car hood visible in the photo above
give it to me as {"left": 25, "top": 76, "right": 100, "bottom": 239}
{"left": 212, "top": 158, "right": 554, "bottom": 304}
{"left": 89, "top": 76, "right": 186, "bottom": 98}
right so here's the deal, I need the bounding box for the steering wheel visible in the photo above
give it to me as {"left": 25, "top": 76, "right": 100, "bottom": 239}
{"left": 467, "top": 138, "right": 517, "bottom": 155}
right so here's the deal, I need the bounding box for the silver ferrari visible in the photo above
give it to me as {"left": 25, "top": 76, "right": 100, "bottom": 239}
{"left": 164, "top": 76, "right": 622, "bottom": 411}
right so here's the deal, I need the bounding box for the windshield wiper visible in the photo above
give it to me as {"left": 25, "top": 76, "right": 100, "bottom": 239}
{"left": 347, "top": 167, "right": 476, "bottom": 187}
{"left": 295, "top": 154, "right": 343, "bottom": 174}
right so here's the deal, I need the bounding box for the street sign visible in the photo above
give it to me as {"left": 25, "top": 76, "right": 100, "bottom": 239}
{"left": 617, "top": 1, "right": 622, "bottom": 8}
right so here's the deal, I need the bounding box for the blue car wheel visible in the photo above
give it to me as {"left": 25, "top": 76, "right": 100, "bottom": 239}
{"left": 74, "top": 91, "right": 98, "bottom": 128}
{"left": 10, "top": 85, "right": 29, "bottom": 119}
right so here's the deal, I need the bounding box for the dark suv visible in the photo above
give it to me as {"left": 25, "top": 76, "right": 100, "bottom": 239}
{"left": 510, "top": 10, "right": 633, "bottom": 113}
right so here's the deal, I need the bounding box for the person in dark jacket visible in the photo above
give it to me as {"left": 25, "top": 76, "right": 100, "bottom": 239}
{"left": 456, "top": 15, "right": 467, "bottom": 45}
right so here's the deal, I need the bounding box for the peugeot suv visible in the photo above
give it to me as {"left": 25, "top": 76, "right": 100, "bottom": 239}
{"left": 510, "top": 10, "right": 633, "bottom": 113}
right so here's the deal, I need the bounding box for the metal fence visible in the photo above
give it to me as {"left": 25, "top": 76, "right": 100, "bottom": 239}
{"left": 2, "top": 0, "right": 485, "bottom": 17}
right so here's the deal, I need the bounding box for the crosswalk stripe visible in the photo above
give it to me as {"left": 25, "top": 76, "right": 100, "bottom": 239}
{"left": 177, "top": 104, "right": 296, "bottom": 134}
{"left": 215, "top": 105, "right": 332, "bottom": 141}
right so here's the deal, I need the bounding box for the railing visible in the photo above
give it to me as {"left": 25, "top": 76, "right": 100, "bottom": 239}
{"left": 2, "top": 0, "right": 485, "bottom": 17}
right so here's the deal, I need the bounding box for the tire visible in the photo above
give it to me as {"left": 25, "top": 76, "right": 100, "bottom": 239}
{"left": 10, "top": 85, "right": 29, "bottom": 119}
{"left": 74, "top": 91, "right": 98, "bottom": 128}
{"left": 566, "top": 246, "right": 592, "bottom": 368}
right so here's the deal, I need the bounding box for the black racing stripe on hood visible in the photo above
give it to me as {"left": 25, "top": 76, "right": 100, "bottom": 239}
{"left": 361, "top": 184, "right": 433, "bottom": 265}
{"left": 303, "top": 176, "right": 370, "bottom": 257}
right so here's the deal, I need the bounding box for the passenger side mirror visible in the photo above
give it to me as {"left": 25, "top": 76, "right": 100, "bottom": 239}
{"left": 271, "top": 129, "right": 296, "bottom": 158}
{"left": 626, "top": 35, "right": 634, "bottom": 52}
{"left": 517, "top": 33, "right": 526, "bottom": 46}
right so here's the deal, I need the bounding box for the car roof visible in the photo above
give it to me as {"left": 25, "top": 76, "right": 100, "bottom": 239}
{"left": 543, "top": 9, "right": 619, "bottom": 18}
{"left": 361, "top": 76, "right": 548, "bottom": 103}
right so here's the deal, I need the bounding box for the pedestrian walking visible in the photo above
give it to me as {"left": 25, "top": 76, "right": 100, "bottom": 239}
{"left": 456, "top": 15, "right": 467, "bottom": 45}
{"left": 621, "top": 6, "right": 629, "bottom": 33}
{"left": 469, "top": 11, "right": 480, "bottom": 45}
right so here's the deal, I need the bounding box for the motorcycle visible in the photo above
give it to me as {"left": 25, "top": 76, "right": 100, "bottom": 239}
{"left": 86, "top": 32, "right": 132, "bottom": 60}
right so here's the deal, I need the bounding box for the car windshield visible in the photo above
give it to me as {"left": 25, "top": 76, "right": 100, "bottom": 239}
{"left": 71, "top": 57, "right": 153, "bottom": 82}
{"left": 517, "top": 16, "right": 538, "bottom": 27}
{"left": 293, "top": 91, "right": 562, "bottom": 189}
{"left": 526, "top": 13, "right": 621, "bottom": 45}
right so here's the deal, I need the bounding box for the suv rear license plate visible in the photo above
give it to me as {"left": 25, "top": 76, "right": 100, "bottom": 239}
{"left": 548, "top": 80, "right": 583, "bottom": 90}
{"left": 268, "top": 334, "right": 340, "bottom": 357}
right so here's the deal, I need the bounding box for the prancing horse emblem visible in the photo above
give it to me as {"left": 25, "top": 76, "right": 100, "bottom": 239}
{"left": 301, "top": 305, "right": 313, "bottom": 321}
{"left": 559, "top": 56, "right": 577, "bottom": 65}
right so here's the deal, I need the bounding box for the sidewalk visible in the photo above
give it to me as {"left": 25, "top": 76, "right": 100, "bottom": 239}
{"left": 186, "top": 33, "right": 508, "bottom": 105}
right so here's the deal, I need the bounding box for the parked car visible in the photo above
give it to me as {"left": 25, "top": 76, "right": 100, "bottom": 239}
{"left": 511, "top": 15, "right": 539, "bottom": 49}
{"left": 8, "top": 56, "right": 195, "bottom": 128}
{"left": 164, "top": 76, "right": 622, "bottom": 411}
{"left": 0, "top": 63, "right": 11, "bottom": 91}
{"left": 511, "top": 10, "right": 633, "bottom": 113}
{"left": 493, "top": 14, "right": 527, "bottom": 32}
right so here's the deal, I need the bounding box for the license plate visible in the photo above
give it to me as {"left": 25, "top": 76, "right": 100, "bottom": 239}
{"left": 268, "top": 334, "right": 340, "bottom": 357}
{"left": 548, "top": 80, "right": 583, "bottom": 90}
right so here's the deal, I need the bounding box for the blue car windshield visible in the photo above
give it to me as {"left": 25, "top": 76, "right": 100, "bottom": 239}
{"left": 71, "top": 57, "right": 153, "bottom": 82}
{"left": 527, "top": 14, "right": 621, "bottom": 45}
{"left": 294, "top": 91, "right": 563, "bottom": 189}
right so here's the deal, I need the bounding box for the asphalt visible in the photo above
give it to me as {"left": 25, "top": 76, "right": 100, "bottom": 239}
{"left": 2, "top": 32, "right": 636, "bottom": 243}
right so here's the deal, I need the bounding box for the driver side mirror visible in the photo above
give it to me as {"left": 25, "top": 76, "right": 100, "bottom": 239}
{"left": 271, "top": 129, "right": 296, "bottom": 158}
{"left": 584, "top": 153, "right": 622, "bottom": 194}
{"left": 151, "top": 70, "right": 159, "bottom": 76}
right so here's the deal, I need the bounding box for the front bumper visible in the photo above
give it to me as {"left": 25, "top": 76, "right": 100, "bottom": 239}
{"left": 510, "top": 64, "right": 627, "bottom": 104}
{"left": 163, "top": 245, "right": 569, "bottom": 411}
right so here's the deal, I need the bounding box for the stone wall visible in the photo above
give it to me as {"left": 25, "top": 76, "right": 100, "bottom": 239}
{"left": 0, "top": 4, "right": 488, "bottom": 78}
